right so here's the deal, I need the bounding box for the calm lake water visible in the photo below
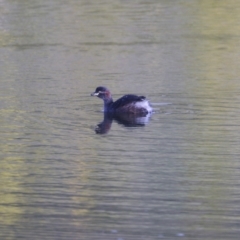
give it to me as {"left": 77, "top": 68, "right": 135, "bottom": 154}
{"left": 1, "top": 0, "right": 240, "bottom": 239}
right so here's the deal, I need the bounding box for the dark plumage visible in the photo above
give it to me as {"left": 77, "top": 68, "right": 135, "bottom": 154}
{"left": 91, "top": 86, "right": 152, "bottom": 115}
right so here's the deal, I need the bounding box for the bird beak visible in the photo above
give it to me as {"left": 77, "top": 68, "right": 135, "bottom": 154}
{"left": 91, "top": 92, "right": 99, "bottom": 96}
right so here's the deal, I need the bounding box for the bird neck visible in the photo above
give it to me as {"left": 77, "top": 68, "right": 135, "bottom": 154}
{"left": 103, "top": 97, "right": 113, "bottom": 111}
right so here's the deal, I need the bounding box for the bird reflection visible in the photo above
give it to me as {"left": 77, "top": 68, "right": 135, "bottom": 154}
{"left": 95, "top": 112, "right": 151, "bottom": 134}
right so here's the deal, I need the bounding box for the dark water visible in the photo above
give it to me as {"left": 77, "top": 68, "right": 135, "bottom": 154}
{"left": 1, "top": 1, "right": 240, "bottom": 239}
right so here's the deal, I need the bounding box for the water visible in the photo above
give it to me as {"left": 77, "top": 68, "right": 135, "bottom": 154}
{"left": 1, "top": 0, "right": 240, "bottom": 239}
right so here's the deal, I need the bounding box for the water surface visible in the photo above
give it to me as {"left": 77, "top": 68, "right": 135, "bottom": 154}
{"left": 1, "top": 1, "right": 240, "bottom": 239}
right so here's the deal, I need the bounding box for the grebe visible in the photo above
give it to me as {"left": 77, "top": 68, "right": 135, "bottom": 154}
{"left": 91, "top": 86, "right": 152, "bottom": 115}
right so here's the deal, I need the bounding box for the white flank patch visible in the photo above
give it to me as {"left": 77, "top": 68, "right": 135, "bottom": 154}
{"left": 135, "top": 100, "right": 152, "bottom": 112}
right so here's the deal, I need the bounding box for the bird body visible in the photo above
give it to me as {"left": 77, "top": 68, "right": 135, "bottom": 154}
{"left": 91, "top": 86, "right": 152, "bottom": 115}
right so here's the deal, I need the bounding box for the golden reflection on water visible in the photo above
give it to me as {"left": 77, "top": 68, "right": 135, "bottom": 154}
{"left": 190, "top": 0, "right": 240, "bottom": 81}
{"left": 182, "top": 1, "right": 240, "bottom": 234}
{"left": 0, "top": 156, "right": 24, "bottom": 229}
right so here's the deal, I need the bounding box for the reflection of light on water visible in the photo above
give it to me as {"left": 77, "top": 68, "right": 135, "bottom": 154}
{"left": 151, "top": 102, "right": 172, "bottom": 106}
{"left": 176, "top": 232, "right": 185, "bottom": 237}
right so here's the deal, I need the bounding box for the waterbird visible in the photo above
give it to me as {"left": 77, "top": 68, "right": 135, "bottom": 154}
{"left": 91, "top": 86, "right": 152, "bottom": 115}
